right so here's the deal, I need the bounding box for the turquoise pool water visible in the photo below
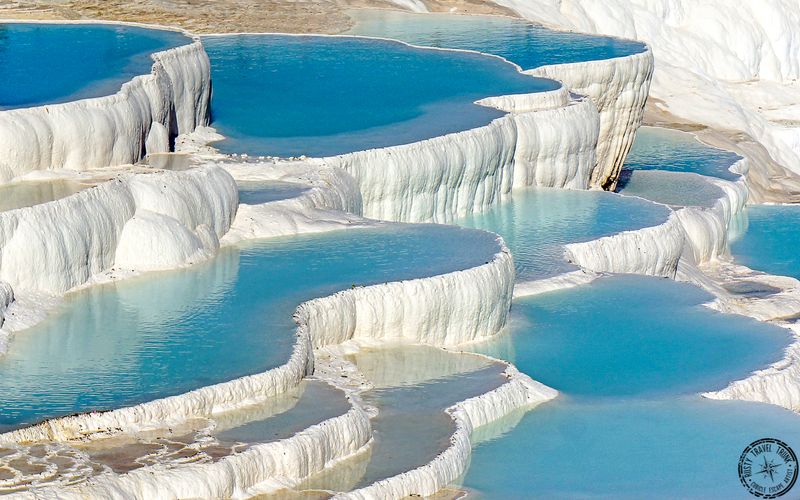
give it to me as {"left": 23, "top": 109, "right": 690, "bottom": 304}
{"left": 616, "top": 170, "right": 723, "bottom": 208}
{"left": 474, "top": 275, "right": 790, "bottom": 398}
{"left": 0, "top": 225, "right": 500, "bottom": 431}
{"left": 202, "top": 35, "right": 557, "bottom": 157}
{"left": 463, "top": 397, "right": 800, "bottom": 499}
{"left": 461, "top": 275, "right": 795, "bottom": 498}
{"left": 237, "top": 180, "right": 309, "bottom": 205}
{"left": 0, "top": 23, "right": 190, "bottom": 110}
{"left": 456, "top": 189, "right": 670, "bottom": 280}
{"left": 345, "top": 10, "right": 645, "bottom": 70}
{"left": 731, "top": 205, "right": 800, "bottom": 280}
{"left": 624, "top": 126, "right": 742, "bottom": 181}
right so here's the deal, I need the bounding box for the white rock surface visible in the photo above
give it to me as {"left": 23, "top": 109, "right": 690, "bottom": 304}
{"left": 0, "top": 166, "right": 237, "bottom": 295}
{"left": 493, "top": 0, "right": 800, "bottom": 197}
{"left": 325, "top": 95, "right": 600, "bottom": 223}
{"left": 0, "top": 35, "right": 211, "bottom": 183}
{"left": 527, "top": 49, "right": 654, "bottom": 189}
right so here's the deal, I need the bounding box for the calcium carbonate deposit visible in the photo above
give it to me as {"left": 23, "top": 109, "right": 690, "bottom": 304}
{"left": 1, "top": 4, "right": 799, "bottom": 499}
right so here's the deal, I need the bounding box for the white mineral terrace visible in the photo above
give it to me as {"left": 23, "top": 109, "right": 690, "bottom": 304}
{"left": 0, "top": 7, "right": 799, "bottom": 499}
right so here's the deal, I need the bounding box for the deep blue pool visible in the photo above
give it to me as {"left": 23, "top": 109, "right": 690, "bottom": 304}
{"left": 203, "top": 34, "right": 557, "bottom": 157}
{"left": 345, "top": 10, "right": 646, "bottom": 69}
{"left": 456, "top": 189, "right": 670, "bottom": 280}
{"left": 0, "top": 23, "right": 190, "bottom": 110}
{"left": 731, "top": 205, "right": 800, "bottom": 280}
{"left": 624, "top": 126, "right": 742, "bottom": 181}
{"left": 0, "top": 225, "right": 500, "bottom": 431}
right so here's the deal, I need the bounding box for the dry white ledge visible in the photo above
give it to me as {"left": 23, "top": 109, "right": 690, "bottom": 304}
{"left": 0, "top": 21, "right": 211, "bottom": 183}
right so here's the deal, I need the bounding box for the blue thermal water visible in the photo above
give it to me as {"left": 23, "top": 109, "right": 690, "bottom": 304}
{"left": 345, "top": 9, "right": 645, "bottom": 69}
{"left": 202, "top": 35, "right": 557, "bottom": 157}
{"left": 458, "top": 129, "right": 798, "bottom": 498}
{"left": 461, "top": 276, "right": 795, "bottom": 498}
{"left": 462, "top": 397, "right": 800, "bottom": 500}
{"left": 237, "top": 180, "right": 309, "bottom": 205}
{"left": 474, "top": 275, "right": 790, "bottom": 398}
{"left": 624, "top": 126, "right": 742, "bottom": 181}
{"left": 731, "top": 205, "right": 800, "bottom": 280}
{"left": 456, "top": 189, "right": 670, "bottom": 280}
{"left": 616, "top": 170, "right": 724, "bottom": 208}
{"left": 0, "top": 24, "right": 190, "bottom": 109}
{"left": 0, "top": 225, "right": 500, "bottom": 431}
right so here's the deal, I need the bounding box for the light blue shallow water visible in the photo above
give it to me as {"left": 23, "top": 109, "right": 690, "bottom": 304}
{"left": 731, "top": 205, "right": 800, "bottom": 280}
{"left": 354, "top": 364, "right": 506, "bottom": 488}
{"left": 474, "top": 275, "right": 791, "bottom": 398}
{"left": 624, "top": 126, "right": 742, "bottom": 181}
{"left": 236, "top": 180, "right": 309, "bottom": 205}
{"left": 456, "top": 189, "right": 670, "bottom": 280}
{"left": 457, "top": 128, "right": 799, "bottom": 497}
{"left": 0, "top": 225, "right": 499, "bottom": 431}
{"left": 462, "top": 276, "right": 796, "bottom": 498}
{"left": 0, "top": 23, "right": 190, "bottom": 109}
{"left": 463, "top": 397, "right": 800, "bottom": 500}
{"left": 345, "top": 10, "right": 645, "bottom": 70}
{"left": 616, "top": 170, "right": 723, "bottom": 208}
{"left": 203, "top": 35, "right": 557, "bottom": 157}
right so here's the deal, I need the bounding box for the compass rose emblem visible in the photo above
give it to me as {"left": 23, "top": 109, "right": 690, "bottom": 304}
{"left": 739, "top": 438, "right": 798, "bottom": 498}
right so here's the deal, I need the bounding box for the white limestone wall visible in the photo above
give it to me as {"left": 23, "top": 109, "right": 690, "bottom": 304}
{"left": 565, "top": 160, "right": 749, "bottom": 277}
{"left": 325, "top": 95, "right": 599, "bottom": 224}
{"left": 527, "top": 49, "right": 654, "bottom": 190}
{"left": 17, "top": 405, "right": 373, "bottom": 500}
{"left": 0, "top": 36, "right": 211, "bottom": 183}
{"left": 0, "top": 166, "right": 237, "bottom": 296}
{"left": 493, "top": 0, "right": 800, "bottom": 198}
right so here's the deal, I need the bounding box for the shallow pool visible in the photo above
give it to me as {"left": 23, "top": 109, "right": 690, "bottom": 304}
{"left": 0, "top": 23, "right": 190, "bottom": 109}
{"left": 731, "top": 205, "right": 800, "bottom": 280}
{"left": 0, "top": 180, "right": 86, "bottom": 212}
{"left": 456, "top": 189, "right": 670, "bottom": 280}
{"left": 462, "top": 397, "right": 800, "bottom": 499}
{"left": 203, "top": 35, "right": 556, "bottom": 157}
{"left": 473, "top": 275, "right": 790, "bottom": 398}
{"left": 461, "top": 274, "right": 797, "bottom": 498}
{"left": 624, "top": 126, "right": 741, "bottom": 181}
{"left": 616, "top": 170, "right": 724, "bottom": 208}
{"left": 0, "top": 225, "right": 500, "bottom": 431}
{"left": 236, "top": 180, "right": 309, "bottom": 205}
{"left": 345, "top": 10, "right": 645, "bottom": 69}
